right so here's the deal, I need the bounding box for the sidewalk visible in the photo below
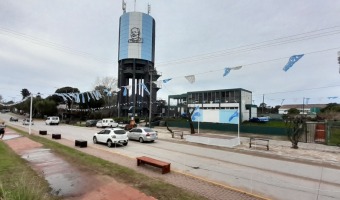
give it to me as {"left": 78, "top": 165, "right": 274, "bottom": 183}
{"left": 152, "top": 126, "right": 340, "bottom": 168}
{"left": 3, "top": 126, "right": 264, "bottom": 200}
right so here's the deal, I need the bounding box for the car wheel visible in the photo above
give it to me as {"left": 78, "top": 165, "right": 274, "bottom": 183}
{"left": 107, "top": 140, "right": 113, "bottom": 148}
{"left": 139, "top": 137, "right": 144, "bottom": 143}
{"left": 151, "top": 140, "right": 154, "bottom": 143}
{"left": 93, "top": 137, "right": 97, "bottom": 144}
{"left": 123, "top": 141, "right": 128, "bottom": 146}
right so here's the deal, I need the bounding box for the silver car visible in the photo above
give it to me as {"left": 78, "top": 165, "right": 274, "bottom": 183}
{"left": 127, "top": 127, "right": 158, "bottom": 143}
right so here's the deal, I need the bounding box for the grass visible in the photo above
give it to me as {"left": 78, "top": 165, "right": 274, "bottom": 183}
{"left": 328, "top": 127, "right": 340, "bottom": 146}
{"left": 8, "top": 126, "right": 208, "bottom": 200}
{"left": 0, "top": 141, "right": 59, "bottom": 200}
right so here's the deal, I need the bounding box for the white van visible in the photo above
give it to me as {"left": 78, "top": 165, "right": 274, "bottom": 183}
{"left": 45, "top": 116, "right": 60, "bottom": 125}
{"left": 96, "top": 118, "right": 118, "bottom": 128}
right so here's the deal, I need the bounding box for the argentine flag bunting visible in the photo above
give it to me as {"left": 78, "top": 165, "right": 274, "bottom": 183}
{"left": 283, "top": 54, "right": 304, "bottom": 72}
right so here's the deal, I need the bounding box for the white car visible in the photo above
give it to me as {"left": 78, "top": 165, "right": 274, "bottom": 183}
{"left": 45, "top": 116, "right": 60, "bottom": 125}
{"left": 93, "top": 128, "right": 128, "bottom": 147}
{"left": 23, "top": 118, "right": 34, "bottom": 125}
{"left": 96, "top": 118, "right": 118, "bottom": 128}
{"left": 127, "top": 127, "right": 158, "bottom": 143}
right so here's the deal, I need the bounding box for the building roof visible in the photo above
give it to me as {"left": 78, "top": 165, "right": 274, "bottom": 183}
{"left": 279, "top": 104, "right": 327, "bottom": 110}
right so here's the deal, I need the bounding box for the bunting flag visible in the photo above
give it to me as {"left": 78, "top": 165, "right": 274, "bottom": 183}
{"left": 304, "top": 98, "right": 310, "bottom": 104}
{"left": 191, "top": 106, "right": 200, "bottom": 121}
{"left": 153, "top": 81, "right": 162, "bottom": 88}
{"left": 283, "top": 54, "right": 304, "bottom": 72}
{"left": 228, "top": 110, "right": 239, "bottom": 122}
{"left": 114, "top": 88, "right": 121, "bottom": 92}
{"left": 86, "top": 92, "right": 91, "bottom": 102}
{"left": 123, "top": 87, "right": 127, "bottom": 96}
{"left": 223, "top": 68, "right": 231, "bottom": 77}
{"left": 223, "top": 66, "right": 243, "bottom": 77}
{"left": 185, "top": 75, "right": 195, "bottom": 84}
{"left": 141, "top": 83, "right": 150, "bottom": 95}
{"left": 162, "top": 78, "right": 172, "bottom": 83}
{"left": 82, "top": 93, "right": 85, "bottom": 103}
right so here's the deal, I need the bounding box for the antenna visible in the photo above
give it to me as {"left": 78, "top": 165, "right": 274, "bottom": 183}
{"left": 148, "top": 3, "right": 151, "bottom": 14}
{"left": 122, "top": 0, "right": 126, "bottom": 13}
{"left": 134, "top": 0, "right": 136, "bottom": 11}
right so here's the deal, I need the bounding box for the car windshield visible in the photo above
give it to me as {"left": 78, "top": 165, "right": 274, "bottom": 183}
{"left": 114, "top": 130, "right": 126, "bottom": 135}
{"left": 143, "top": 128, "right": 154, "bottom": 132}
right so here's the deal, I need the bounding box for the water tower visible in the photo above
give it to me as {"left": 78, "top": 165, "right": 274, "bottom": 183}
{"left": 117, "top": 1, "right": 161, "bottom": 117}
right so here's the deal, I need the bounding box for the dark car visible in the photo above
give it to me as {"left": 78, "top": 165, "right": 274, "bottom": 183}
{"left": 85, "top": 120, "right": 98, "bottom": 127}
{"left": 10, "top": 117, "right": 18, "bottom": 122}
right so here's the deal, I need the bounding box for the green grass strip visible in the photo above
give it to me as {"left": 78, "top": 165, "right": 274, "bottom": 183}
{"left": 8, "top": 126, "right": 207, "bottom": 200}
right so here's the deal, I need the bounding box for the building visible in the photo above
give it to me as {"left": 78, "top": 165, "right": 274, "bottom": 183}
{"left": 117, "top": 3, "right": 161, "bottom": 117}
{"left": 278, "top": 104, "right": 327, "bottom": 115}
{"left": 168, "top": 88, "right": 256, "bottom": 123}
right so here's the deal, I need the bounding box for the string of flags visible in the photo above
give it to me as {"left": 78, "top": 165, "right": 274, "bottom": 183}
{"left": 155, "top": 53, "right": 305, "bottom": 84}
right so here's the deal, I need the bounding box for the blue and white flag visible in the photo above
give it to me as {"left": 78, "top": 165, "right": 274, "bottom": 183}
{"left": 123, "top": 87, "right": 127, "bottom": 96}
{"left": 191, "top": 106, "right": 201, "bottom": 121}
{"left": 141, "top": 83, "right": 150, "bottom": 95}
{"left": 328, "top": 96, "right": 338, "bottom": 99}
{"left": 223, "top": 68, "right": 231, "bottom": 77}
{"left": 229, "top": 110, "right": 239, "bottom": 122}
{"left": 283, "top": 54, "right": 304, "bottom": 72}
{"left": 163, "top": 78, "right": 172, "bottom": 83}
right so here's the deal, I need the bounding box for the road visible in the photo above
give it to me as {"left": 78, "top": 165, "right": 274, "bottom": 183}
{"left": 2, "top": 113, "right": 340, "bottom": 200}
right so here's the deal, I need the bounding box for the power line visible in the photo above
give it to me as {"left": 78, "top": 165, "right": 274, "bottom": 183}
{"left": 166, "top": 46, "right": 340, "bottom": 80}
{"left": 0, "top": 27, "right": 116, "bottom": 64}
{"left": 157, "top": 26, "right": 340, "bottom": 67}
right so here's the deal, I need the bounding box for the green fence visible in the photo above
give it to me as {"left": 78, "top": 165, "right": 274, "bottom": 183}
{"left": 167, "top": 121, "right": 287, "bottom": 136}
{"left": 327, "top": 121, "right": 340, "bottom": 146}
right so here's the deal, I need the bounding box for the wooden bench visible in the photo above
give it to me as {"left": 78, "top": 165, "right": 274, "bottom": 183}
{"left": 52, "top": 133, "right": 61, "bottom": 139}
{"left": 39, "top": 130, "right": 47, "bottom": 135}
{"left": 136, "top": 156, "right": 171, "bottom": 174}
{"left": 249, "top": 137, "right": 269, "bottom": 150}
{"left": 75, "top": 140, "right": 87, "bottom": 148}
{"left": 171, "top": 130, "right": 184, "bottom": 139}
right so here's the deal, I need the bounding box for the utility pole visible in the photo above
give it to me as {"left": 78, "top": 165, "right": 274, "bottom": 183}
{"left": 149, "top": 70, "right": 153, "bottom": 128}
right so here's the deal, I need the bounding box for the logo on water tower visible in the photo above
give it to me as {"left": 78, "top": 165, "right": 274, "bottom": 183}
{"left": 128, "top": 27, "right": 143, "bottom": 43}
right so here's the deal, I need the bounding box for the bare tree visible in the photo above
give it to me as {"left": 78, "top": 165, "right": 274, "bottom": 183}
{"left": 93, "top": 76, "right": 117, "bottom": 91}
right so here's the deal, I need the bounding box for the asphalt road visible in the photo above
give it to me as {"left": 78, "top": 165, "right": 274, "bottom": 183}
{"left": 2, "top": 113, "right": 340, "bottom": 200}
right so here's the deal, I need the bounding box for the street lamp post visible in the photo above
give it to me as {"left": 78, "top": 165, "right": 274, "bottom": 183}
{"left": 149, "top": 70, "right": 153, "bottom": 128}
{"left": 29, "top": 94, "right": 33, "bottom": 135}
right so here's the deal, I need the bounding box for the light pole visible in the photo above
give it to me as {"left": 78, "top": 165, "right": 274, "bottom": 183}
{"left": 29, "top": 94, "right": 33, "bottom": 135}
{"left": 28, "top": 92, "right": 40, "bottom": 135}
{"left": 149, "top": 70, "right": 153, "bottom": 128}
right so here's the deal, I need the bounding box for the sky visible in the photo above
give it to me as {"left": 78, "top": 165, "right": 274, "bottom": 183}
{"left": 0, "top": 0, "right": 340, "bottom": 107}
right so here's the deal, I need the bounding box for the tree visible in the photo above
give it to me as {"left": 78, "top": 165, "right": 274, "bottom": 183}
{"left": 288, "top": 108, "right": 300, "bottom": 115}
{"left": 54, "top": 86, "right": 80, "bottom": 109}
{"left": 285, "top": 116, "right": 306, "bottom": 149}
{"left": 35, "top": 99, "right": 58, "bottom": 117}
{"left": 21, "top": 88, "right": 31, "bottom": 99}
{"left": 321, "top": 103, "right": 340, "bottom": 113}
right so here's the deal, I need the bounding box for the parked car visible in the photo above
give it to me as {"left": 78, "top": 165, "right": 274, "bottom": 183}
{"left": 127, "top": 127, "right": 158, "bottom": 143}
{"left": 85, "top": 119, "right": 98, "bottom": 127}
{"left": 96, "top": 118, "right": 118, "bottom": 128}
{"left": 45, "top": 116, "right": 60, "bottom": 125}
{"left": 10, "top": 117, "right": 18, "bottom": 122}
{"left": 93, "top": 128, "right": 128, "bottom": 147}
{"left": 23, "top": 118, "right": 34, "bottom": 125}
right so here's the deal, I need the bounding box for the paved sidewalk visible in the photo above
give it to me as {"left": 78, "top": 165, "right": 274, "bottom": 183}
{"left": 5, "top": 127, "right": 264, "bottom": 200}
{"left": 152, "top": 126, "right": 340, "bottom": 168}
